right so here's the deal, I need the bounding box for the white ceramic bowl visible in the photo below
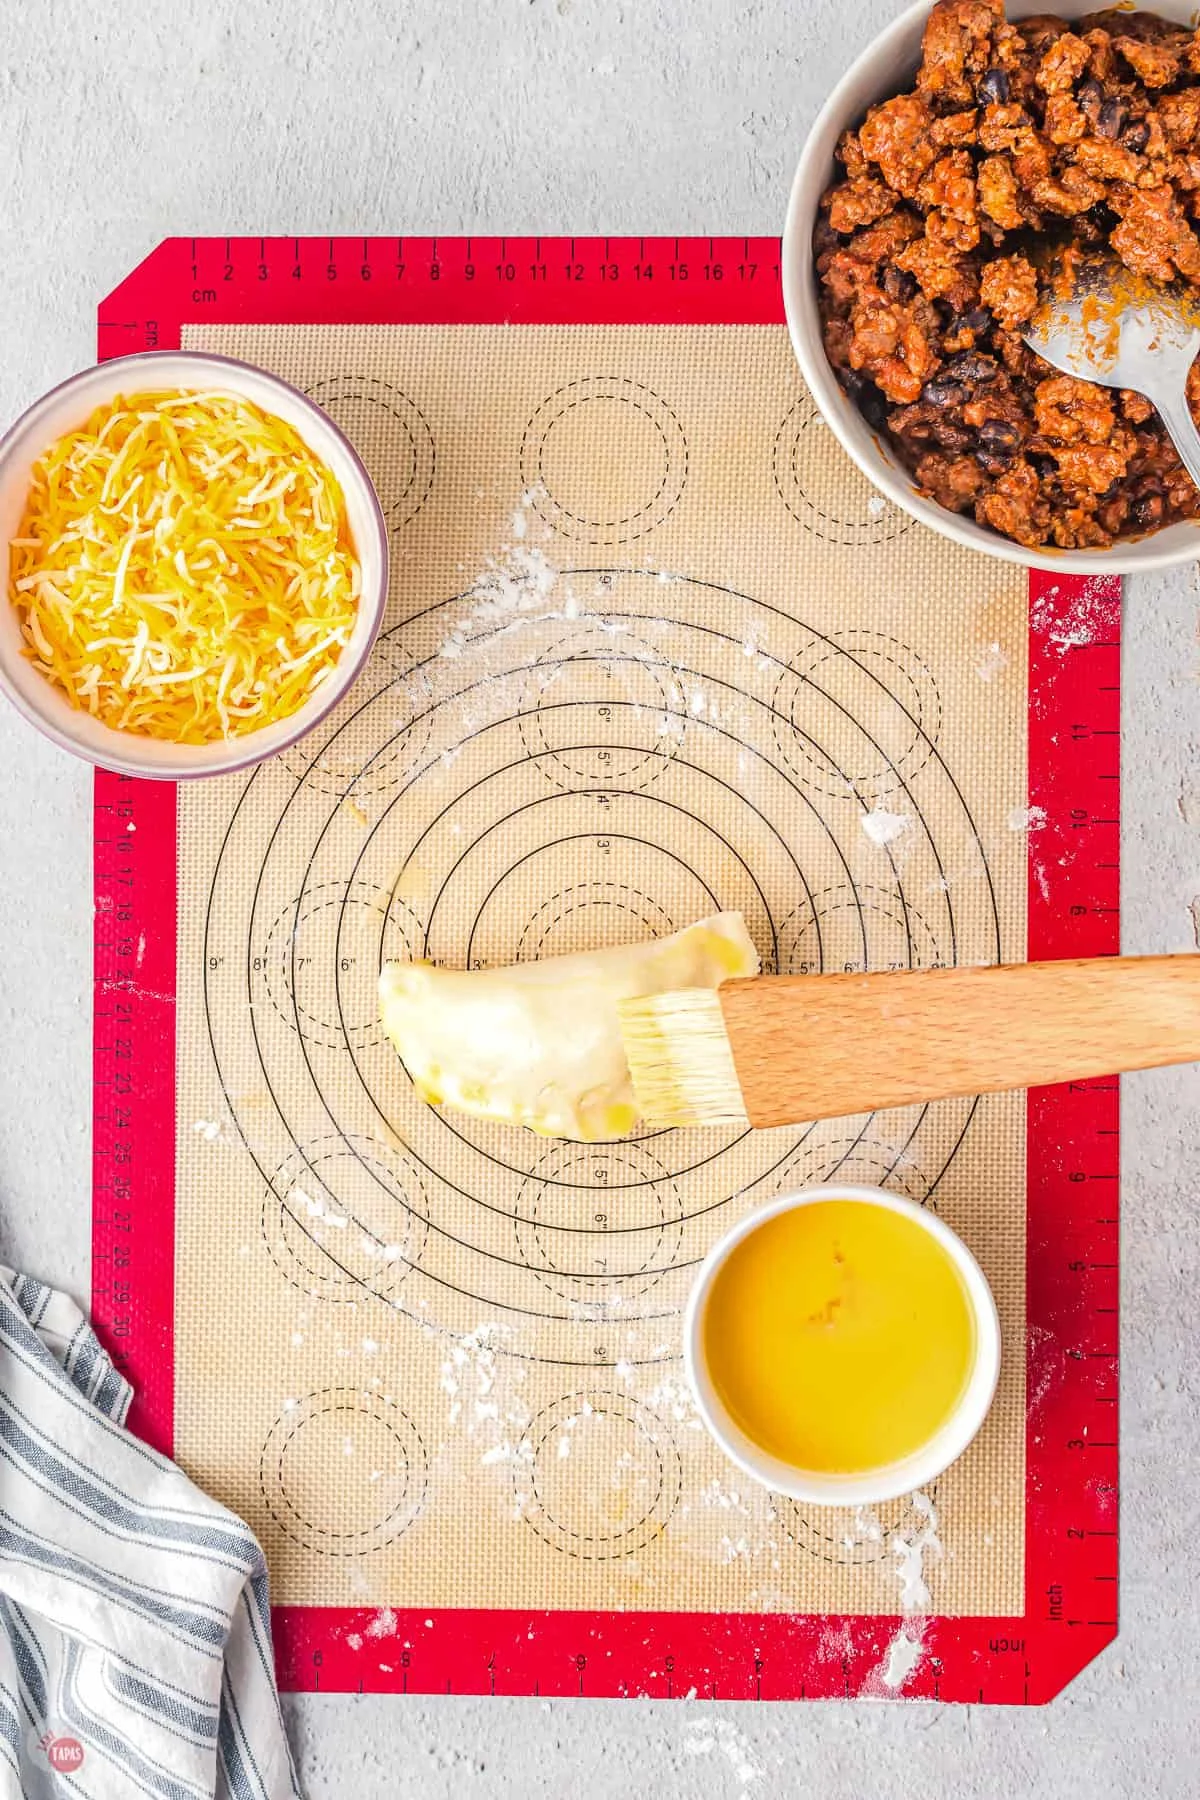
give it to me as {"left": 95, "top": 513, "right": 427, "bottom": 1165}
{"left": 685, "top": 1183, "right": 1001, "bottom": 1506}
{"left": 0, "top": 351, "right": 388, "bottom": 777}
{"left": 782, "top": 0, "right": 1200, "bottom": 574}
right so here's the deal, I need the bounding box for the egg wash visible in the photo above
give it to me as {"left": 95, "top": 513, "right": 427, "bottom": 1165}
{"left": 702, "top": 1198, "right": 977, "bottom": 1474}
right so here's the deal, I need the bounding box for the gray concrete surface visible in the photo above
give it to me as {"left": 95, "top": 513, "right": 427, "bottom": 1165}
{"left": 1, "top": 1, "right": 1198, "bottom": 1793}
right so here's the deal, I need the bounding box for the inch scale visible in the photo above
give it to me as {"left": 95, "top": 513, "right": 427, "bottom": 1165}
{"left": 92, "top": 777, "right": 176, "bottom": 1453}
{"left": 93, "top": 239, "right": 1118, "bottom": 1702}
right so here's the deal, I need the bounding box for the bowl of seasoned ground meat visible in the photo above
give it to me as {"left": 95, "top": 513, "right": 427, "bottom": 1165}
{"left": 783, "top": 0, "right": 1200, "bottom": 568}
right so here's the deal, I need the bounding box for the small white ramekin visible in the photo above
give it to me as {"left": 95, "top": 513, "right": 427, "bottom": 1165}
{"left": 782, "top": 0, "right": 1200, "bottom": 575}
{"left": 685, "top": 1183, "right": 1001, "bottom": 1507}
{"left": 0, "top": 350, "right": 389, "bottom": 778}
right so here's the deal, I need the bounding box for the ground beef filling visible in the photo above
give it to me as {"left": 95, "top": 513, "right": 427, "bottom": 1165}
{"left": 816, "top": 2, "right": 1200, "bottom": 549}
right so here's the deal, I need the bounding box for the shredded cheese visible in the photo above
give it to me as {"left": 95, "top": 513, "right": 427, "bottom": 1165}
{"left": 9, "top": 390, "right": 361, "bottom": 742}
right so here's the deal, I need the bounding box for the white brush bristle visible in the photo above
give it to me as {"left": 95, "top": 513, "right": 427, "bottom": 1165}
{"left": 617, "top": 988, "right": 749, "bottom": 1127}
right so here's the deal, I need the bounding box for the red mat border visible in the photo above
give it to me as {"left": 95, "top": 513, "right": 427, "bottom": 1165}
{"left": 92, "top": 239, "right": 1120, "bottom": 1703}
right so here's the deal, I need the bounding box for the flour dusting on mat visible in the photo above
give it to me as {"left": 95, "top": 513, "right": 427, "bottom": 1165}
{"left": 438, "top": 542, "right": 562, "bottom": 660}
{"left": 861, "top": 805, "right": 911, "bottom": 847}
{"left": 870, "top": 1490, "right": 943, "bottom": 1695}
{"left": 894, "top": 1490, "right": 941, "bottom": 1613}
{"left": 975, "top": 641, "right": 1009, "bottom": 682}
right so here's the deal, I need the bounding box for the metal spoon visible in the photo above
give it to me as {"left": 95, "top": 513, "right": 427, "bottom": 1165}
{"left": 1024, "top": 256, "right": 1200, "bottom": 490}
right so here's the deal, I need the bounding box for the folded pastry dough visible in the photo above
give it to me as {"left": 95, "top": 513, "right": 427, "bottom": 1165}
{"left": 378, "top": 913, "right": 760, "bottom": 1141}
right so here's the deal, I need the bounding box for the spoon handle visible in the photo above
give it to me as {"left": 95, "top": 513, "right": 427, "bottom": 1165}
{"left": 1153, "top": 388, "right": 1200, "bottom": 492}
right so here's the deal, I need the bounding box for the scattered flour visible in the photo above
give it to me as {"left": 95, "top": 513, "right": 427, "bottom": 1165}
{"left": 860, "top": 805, "right": 911, "bottom": 848}
{"left": 866, "top": 493, "right": 888, "bottom": 520}
{"left": 638, "top": 1368, "right": 702, "bottom": 1430}
{"left": 359, "top": 1233, "right": 406, "bottom": 1263}
{"left": 853, "top": 1505, "right": 885, "bottom": 1548}
{"left": 975, "top": 640, "right": 1009, "bottom": 682}
{"left": 289, "top": 1184, "right": 348, "bottom": 1229}
{"left": 868, "top": 1491, "right": 943, "bottom": 1696}
{"left": 438, "top": 1323, "right": 536, "bottom": 1503}
{"left": 893, "top": 1490, "right": 942, "bottom": 1614}
{"left": 1007, "top": 804, "right": 1047, "bottom": 833}
{"left": 440, "top": 1324, "right": 506, "bottom": 1429}
{"left": 439, "top": 542, "right": 563, "bottom": 660}
{"left": 698, "top": 1477, "right": 751, "bottom": 1516}
{"left": 681, "top": 1716, "right": 764, "bottom": 1786}
{"left": 1030, "top": 576, "right": 1116, "bottom": 653}
{"left": 880, "top": 1629, "right": 927, "bottom": 1690}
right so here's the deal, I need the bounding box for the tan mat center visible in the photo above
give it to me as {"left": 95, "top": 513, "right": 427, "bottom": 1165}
{"left": 176, "top": 322, "right": 1027, "bottom": 1617}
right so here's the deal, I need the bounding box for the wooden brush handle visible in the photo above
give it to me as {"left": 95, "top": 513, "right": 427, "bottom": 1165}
{"left": 721, "top": 956, "right": 1200, "bottom": 1128}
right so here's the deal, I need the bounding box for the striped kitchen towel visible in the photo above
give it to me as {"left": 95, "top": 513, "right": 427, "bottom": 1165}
{"left": 0, "top": 1268, "right": 301, "bottom": 1798}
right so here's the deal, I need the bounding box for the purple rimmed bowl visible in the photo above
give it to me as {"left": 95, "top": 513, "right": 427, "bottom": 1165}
{"left": 0, "top": 350, "right": 389, "bottom": 778}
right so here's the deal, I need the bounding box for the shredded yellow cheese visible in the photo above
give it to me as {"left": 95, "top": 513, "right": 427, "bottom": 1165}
{"left": 9, "top": 389, "right": 361, "bottom": 742}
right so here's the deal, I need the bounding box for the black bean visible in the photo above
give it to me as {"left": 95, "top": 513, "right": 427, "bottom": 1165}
{"left": 847, "top": 377, "right": 890, "bottom": 432}
{"left": 1077, "top": 77, "right": 1105, "bottom": 124}
{"left": 1076, "top": 209, "right": 1108, "bottom": 247}
{"left": 883, "top": 266, "right": 918, "bottom": 302}
{"left": 944, "top": 351, "right": 1000, "bottom": 384}
{"left": 932, "top": 421, "right": 973, "bottom": 451}
{"left": 1122, "top": 118, "right": 1150, "bottom": 154}
{"left": 979, "top": 417, "right": 1022, "bottom": 452}
{"left": 943, "top": 305, "right": 993, "bottom": 348}
{"left": 1132, "top": 490, "right": 1164, "bottom": 529}
{"left": 978, "top": 67, "right": 1009, "bottom": 104}
{"left": 1097, "top": 95, "right": 1128, "bottom": 140}
{"left": 921, "top": 377, "right": 968, "bottom": 407}
{"left": 974, "top": 449, "right": 1013, "bottom": 476}
{"left": 814, "top": 220, "right": 842, "bottom": 258}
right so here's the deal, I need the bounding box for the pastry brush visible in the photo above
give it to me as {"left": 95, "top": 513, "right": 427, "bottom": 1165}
{"left": 618, "top": 956, "right": 1200, "bottom": 1128}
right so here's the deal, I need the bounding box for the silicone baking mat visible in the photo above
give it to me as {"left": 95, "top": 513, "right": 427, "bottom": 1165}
{"left": 92, "top": 239, "right": 1119, "bottom": 1702}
